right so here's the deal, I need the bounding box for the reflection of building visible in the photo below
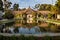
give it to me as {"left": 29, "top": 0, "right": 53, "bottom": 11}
{"left": 57, "top": 14, "right": 60, "bottom": 19}
{"left": 13, "top": 7, "right": 54, "bottom": 27}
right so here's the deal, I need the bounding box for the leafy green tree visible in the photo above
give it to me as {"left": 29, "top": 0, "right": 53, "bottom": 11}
{"left": 22, "top": 8, "right": 26, "bottom": 10}
{"left": 50, "top": 5, "right": 58, "bottom": 19}
{"left": 35, "top": 4, "right": 40, "bottom": 9}
{"left": 48, "top": 13, "right": 53, "bottom": 19}
{"left": 13, "top": 4, "right": 19, "bottom": 11}
{"left": 14, "top": 27, "right": 19, "bottom": 33}
{"left": 4, "top": 0, "right": 12, "bottom": 11}
{"left": 0, "top": 0, "right": 3, "bottom": 11}
{"left": 55, "top": 0, "right": 60, "bottom": 14}
{"left": 3, "top": 10, "right": 14, "bottom": 19}
{"left": 35, "top": 4, "right": 52, "bottom": 11}
{"left": 42, "top": 36, "right": 52, "bottom": 40}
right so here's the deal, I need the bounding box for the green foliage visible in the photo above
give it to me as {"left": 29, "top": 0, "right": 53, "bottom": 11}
{"left": 35, "top": 4, "right": 40, "bottom": 9}
{"left": 40, "top": 27, "right": 46, "bottom": 32}
{"left": 42, "top": 36, "right": 52, "bottom": 40}
{"left": 0, "top": 0, "right": 3, "bottom": 11}
{"left": 5, "top": 22, "right": 14, "bottom": 27}
{"left": 3, "top": 10, "right": 14, "bottom": 19}
{"left": 0, "top": 35, "right": 38, "bottom": 40}
{"left": 51, "top": 6, "right": 57, "bottom": 12}
{"left": 55, "top": 0, "right": 60, "bottom": 14}
{"left": 0, "top": 35, "right": 60, "bottom": 40}
{"left": 13, "top": 4, "right": 19, "bottom": 11}
{"left": 35, "top": 4, "right": 52, "bottom": 11}
{"left": 14, "top": 27, "right": 19, "bottom": 33}
{"left": 48, "top": 13, "right": 53, "bottom": 19}
{"left": 4, "top": 0, "right": 12, "bottom": 11}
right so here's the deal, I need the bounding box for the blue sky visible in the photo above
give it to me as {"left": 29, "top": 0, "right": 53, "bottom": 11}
{"left": 9, "top": 0, "right": 57, "bottom": 9}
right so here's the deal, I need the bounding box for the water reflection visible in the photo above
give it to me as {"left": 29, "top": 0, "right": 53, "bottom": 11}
{"left": 19, "top": 27, "right": 29, "bottom": 34}
{"left": 9, "top": 27, "right": 14, "bottom": 33}
{"left": 5, "top": 26, "right": 41, "bottom": 34}
{"left": 1, "top": 22, "right": 60, "bottom": 33}
{"left": 18, "top": 26, "right": 40, "bottom": 34}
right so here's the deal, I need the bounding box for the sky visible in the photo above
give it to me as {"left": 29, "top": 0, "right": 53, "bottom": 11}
{"left": 9, "top": 0, "right": 57, "bottom": 9}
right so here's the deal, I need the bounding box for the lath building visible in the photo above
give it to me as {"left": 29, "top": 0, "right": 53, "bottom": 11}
{"left": 13, "top": 7, "right": 55, "bottom": 27}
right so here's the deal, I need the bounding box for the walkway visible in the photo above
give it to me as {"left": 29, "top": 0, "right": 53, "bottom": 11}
{"left": 0, "top": 33, "right": 60, "bottom": 37}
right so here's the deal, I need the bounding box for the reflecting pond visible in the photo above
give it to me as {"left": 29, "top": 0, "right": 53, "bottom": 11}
{"left": 7, "top": 26, "right": 41, "bottom": 34}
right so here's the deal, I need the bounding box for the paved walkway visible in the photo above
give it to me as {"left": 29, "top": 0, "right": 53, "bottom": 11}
{"left": 0, "top": 33, "right": 60, "bottom": 37}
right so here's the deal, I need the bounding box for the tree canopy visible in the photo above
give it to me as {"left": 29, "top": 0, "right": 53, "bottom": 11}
{"left": 55, "top": 0, "right": 60, "bottom": 14}
{"left": 3, "top": 10, "right": 14, "bottom": 19}
{"left": 4, "top": 0, "right": 12, "bottom": 11}
{"left": 13, "top": 4, "right": 19, "bottom": 11}
{"left": 35, "top": 4, "right": 52, "bottom": 11}
{"left": 0, "top": 0, "right": 3, "bottom": 11}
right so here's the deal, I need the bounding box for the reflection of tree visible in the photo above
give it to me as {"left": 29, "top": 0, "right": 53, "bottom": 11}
{"left": 47, "top": 23, "right": 57, "bottom": 32}
{"left": 39, "top": 27, "right": 46, "bottom": 32}
{"left": 14, "top": 27, "right": 19, "bottom": 33}
{"left": 5, "top": 22, "right": 14, "bottom": 27}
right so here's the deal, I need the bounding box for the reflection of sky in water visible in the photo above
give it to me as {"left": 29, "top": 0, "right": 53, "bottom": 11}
{"left": 18, "top": 27, "right": 36, "bottom": 34}
{"left": 9, "top": 27, "right": 40, "bottom": 34}
{"left": 19, "top": 27, "right": 29, "bottom": 34}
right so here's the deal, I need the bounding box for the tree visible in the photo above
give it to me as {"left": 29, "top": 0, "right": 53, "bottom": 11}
{"left": 48, "top": 13, "right": 53, "bottom": 19}
{"left": 55, "top": 0, "right": 60, "bottom": 14}
{"left": 14, "top": 27, "right": 19, "bottom": 33}
{"left": 22, "top": 8, "right": 26, "bottom": 10}
{"left": 4, "top": 0, "right": 12, "bottom": 11}
{"left": 51, "top": 5, "right": 58, "bottom": 19}
{"left": 13, "top": 4, "right": 19, "bottom": 11}
{"left": 35, "top": 4, "right": 40, "bottom": 9}
{"left": 2, "top": 10, "right": 14, "bottom": 19}
{"left": 0, "top": 0, "right": 3, "bottom": 11}
{"left": 35, "top": 4, "right": 52, "bottom": 11}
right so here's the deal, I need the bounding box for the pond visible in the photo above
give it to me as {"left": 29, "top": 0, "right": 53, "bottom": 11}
{"left": 0, "top": 19, "right": 60, "bottom": 34}
{"left": 4, "top": 26, "right": 41, "bottom": 34}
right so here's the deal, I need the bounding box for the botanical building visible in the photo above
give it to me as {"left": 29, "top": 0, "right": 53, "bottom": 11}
{"left": 13, "top": 7, "right": 55, "bottom": 27}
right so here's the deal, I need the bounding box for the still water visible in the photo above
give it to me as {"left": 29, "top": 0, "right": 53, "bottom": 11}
{"left": 8, "top": 26, "right": 41, "bottom": 34}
